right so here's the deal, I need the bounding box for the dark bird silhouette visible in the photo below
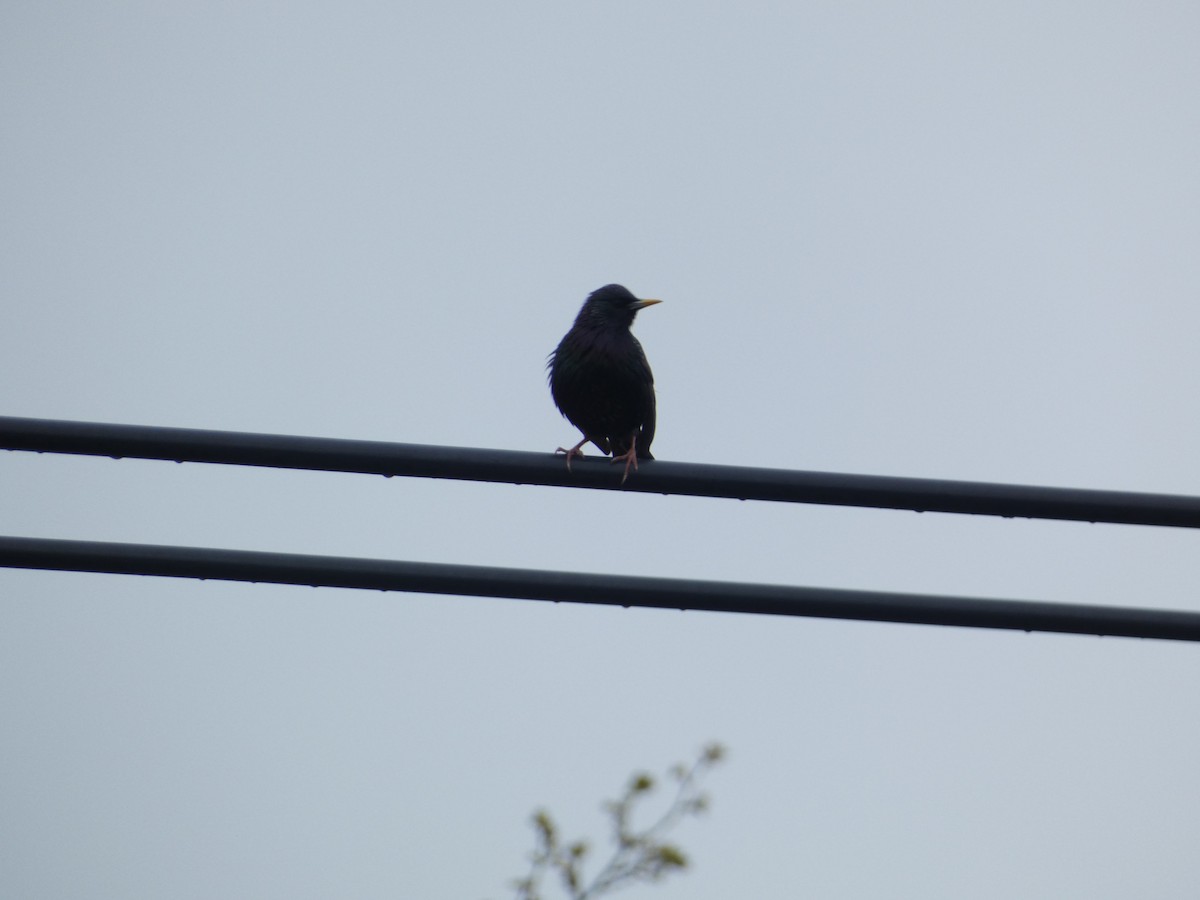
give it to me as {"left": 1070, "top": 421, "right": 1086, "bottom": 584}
{"left": 548, "top": 284, "right": 661, "bottom": 484}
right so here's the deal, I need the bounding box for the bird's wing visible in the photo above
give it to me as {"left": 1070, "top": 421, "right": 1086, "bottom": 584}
{"left": 550, "top": 343, "right": 613, "bottom": 454}
{"left": 637, "top": 386, "right": 656, "bottom": 459}
{"left": 630, "top": 337, "right": 656, "bottom": 458}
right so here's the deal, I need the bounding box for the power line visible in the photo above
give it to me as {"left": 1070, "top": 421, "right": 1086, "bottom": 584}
{"left": 3, "top": 415, "right": 1200, "bottom": 528}
{"left": 3, "top": 534, "right": 1198, "bottom": 642}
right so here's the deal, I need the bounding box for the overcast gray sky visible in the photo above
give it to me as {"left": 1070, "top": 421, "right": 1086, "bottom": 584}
{"left": 3, "top": 3, "right": 1200, "bottom": 898}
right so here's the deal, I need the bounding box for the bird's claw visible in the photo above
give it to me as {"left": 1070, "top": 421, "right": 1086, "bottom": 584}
{"left": 611, "top": 449, "right": 639, "bottom": 485}
{"left": 555, "top": 445, "right": 585, "bottom": 473}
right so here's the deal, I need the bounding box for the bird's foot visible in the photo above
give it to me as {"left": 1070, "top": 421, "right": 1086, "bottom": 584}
{"left": 555, "top": 440, "right": 589, "bottom": 473}
{"left": 611, "top": 448, "right": 639, "bottom": 485}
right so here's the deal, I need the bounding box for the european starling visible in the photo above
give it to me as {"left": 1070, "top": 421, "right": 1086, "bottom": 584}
{"left": 548, "top": 284, "right": 661, "bottom": 483}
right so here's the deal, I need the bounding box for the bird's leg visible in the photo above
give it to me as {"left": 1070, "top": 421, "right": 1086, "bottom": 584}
{"left": 611, "top": 434, "right": 640, "bottom": 485}
{"left": 555, "top": 436, "right": 589, "bottom": 473}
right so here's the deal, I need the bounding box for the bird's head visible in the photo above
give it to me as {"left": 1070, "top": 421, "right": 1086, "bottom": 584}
{"left": 578, "top": 284, "right": 662, "bottom": 329}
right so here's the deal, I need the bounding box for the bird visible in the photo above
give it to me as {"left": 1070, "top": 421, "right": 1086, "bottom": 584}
{"left": 548, "top": 284, "right": 661, "bottom": 484}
